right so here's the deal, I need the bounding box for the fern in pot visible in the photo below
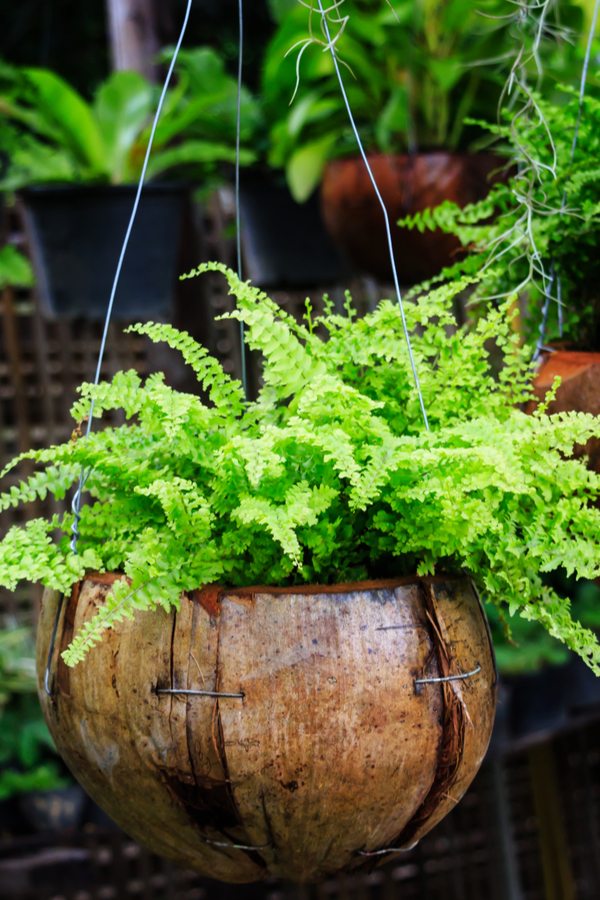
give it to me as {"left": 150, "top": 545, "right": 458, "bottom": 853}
{"left": 0, "top": 263, "right": 599, "bottom": 879}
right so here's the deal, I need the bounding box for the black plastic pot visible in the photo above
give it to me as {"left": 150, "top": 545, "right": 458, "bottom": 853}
{"left": 239, "top": 172, "right": 350, "bottom": 289}
{"left": 21, "top": 184, "right": 189, "bottom": 320}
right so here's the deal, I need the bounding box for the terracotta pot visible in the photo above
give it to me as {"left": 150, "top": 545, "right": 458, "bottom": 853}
{"left": 320, "top": 153, "right": 502, "bottom": 284}
{"left": 37, "top": 574, "right": 497, "bottom": 883}
{"left": 530, "top": 351, "right": 600, "bottom": 472}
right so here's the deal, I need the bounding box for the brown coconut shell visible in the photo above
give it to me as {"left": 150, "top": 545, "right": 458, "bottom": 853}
{"left": 36, "top": 574, "right": 497, "bottom": 883}
{"left": 320, "top": 153, "right": 503, "bottom": 284}
{"left": 529, "top": 351, "right": 600, "bottom": 472}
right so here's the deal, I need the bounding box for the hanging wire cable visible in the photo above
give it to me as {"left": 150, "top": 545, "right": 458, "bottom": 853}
{"left": 69, "top": 0, "right": 194, "bottom": 556}
{"left": 534, "top": 0, "right": 600, "bottom": 356}
{"left": 236, "top": 0, "right": 248, "bottom": 399}
{"left": 314, "top": 0, "right": 429, "bottom": 430}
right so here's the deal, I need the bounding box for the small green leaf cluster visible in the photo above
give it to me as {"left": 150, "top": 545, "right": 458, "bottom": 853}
{"left": 0, "top": 245, "right": 34, "bottom": 290}
{"left": 398, "top": 88, "right": 600, "bottom": 349}
{"left": 2, "top": 263, "right": 600, "bottom": 671}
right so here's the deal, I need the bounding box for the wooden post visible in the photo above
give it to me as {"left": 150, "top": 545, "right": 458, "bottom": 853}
{"left": 105, "top": 0, "right": 160, "bottom": 80}
{"left": 528, "top": 743, "right": 576, "bottom": 900}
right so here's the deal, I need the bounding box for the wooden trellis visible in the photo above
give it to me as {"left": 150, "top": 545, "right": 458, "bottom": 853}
{"left": 4, "top": 722, "right": 600, "bottom": 900}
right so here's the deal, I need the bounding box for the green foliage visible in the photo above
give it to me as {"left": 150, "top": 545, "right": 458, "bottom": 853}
{"left": 0, "top": 245, "right": 34, "bottom": 290}
{"left": 489, "top": 576, "right": 600, "bottom": 673}
{"left": 0, "top": 763, "right": 68, "bottom": 801}
{"left": 0, "top": 620, "right": 67, "bottom": 798}
{"left": 0, "top": 48, "right": 260, "bottom": 189}
{"left": 261, "top": 0, "right": 581, "bottom": 201}
{"left": 1, "top": 265, "right": 600, "bottom": 671}
{"left": 398, "top": 88, "right": 600, "bottom": 349}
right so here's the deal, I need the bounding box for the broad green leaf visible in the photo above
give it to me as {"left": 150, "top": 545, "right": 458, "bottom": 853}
{"left": 286, "top": 135, "right": 337, "bottom": 203}
{"left": 22, "top": 68, "right": 106, "bottom": 174}
{"left": 0, "top": 134, "right": 77, "bottom": 190}
{"left": 0, "top": 246, "right": 34, "bottom": 290}
{"left": 93, "top": 71, "right": 153, "bottom": 184}
{"left": 145, "top": 140, "right": 255, "bottom": 180}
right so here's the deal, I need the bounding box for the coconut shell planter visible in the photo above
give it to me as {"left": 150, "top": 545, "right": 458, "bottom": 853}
{"left": 529, "top": 351, "right": 600, "bottom": 473}
{"left": 37, "top": 574, "right": 496, "bottom": 883}
{"left": 320, "top": 153, "right": 502, "bottom": 284}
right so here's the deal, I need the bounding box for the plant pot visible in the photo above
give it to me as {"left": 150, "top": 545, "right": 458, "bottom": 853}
{"left": 21, "top": 184, "right": 189, "bottom": 320}
{"left": 320, "top": 153, "right": 502, "bottom": 284}
{"left": 239, "top": 172, "right": 350, "bottom": 288}
{"left": 36, "top": 573, "right": 496, "bottom": 883}
{"left": 530, "top": 351, "right": 600, "bottom": 472}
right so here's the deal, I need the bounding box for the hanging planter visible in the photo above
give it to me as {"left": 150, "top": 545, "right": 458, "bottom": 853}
{"left": 2, "top": 0, "right": 600, "bottom": 886}
{"left": 529, "top": 351, "right": 600, "bottom": 472}
{"left": 320, "top": 154, "right": 501, "bottom": 284}
{"left": 0, "top": 50, "right": 261, "bottom": 319}
{"left": 22, "top": 185, "right": 189, "bottom": 320}
{"left": 239, "top": 171, "right": 349, "bottom": 289}
{"left": 0, "top": 262, "right": 597, "bottom": 880}
{"left": 37, "top": 574, "right": 496, "bottom": 882}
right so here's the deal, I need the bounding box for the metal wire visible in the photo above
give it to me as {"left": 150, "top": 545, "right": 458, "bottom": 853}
{"left": 314, "top": 0, "right": 429, "bottom": 432}
{"left": 357, "top": 846, "right": 414, "bottom": 857}
{"left": 204, "top": 838, "right": 270, "bottom": 851}
{"left": 236, "top": 0, "right": 248, "bottom": 399}
{"left": 69, "top": 0, "right": 194, "bottom": 555}
{"left": 45, "top": 1, "right": 194, "bottom": 701}
{"left": 44, "top": 592, "right": 65, "bottom": 698}
{"left": 415, "top": 665, "right": 481, "bottom": 686}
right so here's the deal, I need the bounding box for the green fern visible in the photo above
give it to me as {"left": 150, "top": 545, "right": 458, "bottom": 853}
{"left": 2, "top": 263, "right": 600, "bottom": 671}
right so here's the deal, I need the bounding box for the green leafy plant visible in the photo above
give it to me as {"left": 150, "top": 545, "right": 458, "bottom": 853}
{"left": 0, "top": 264, "right": 599, "bottom": 672}
{"left": 261, "top": 0, "right": 581, "bottom": 201}
{"left": 0, "top": 47, "right": 260, "bottom": 190}
{"left": 0, "top": 621, "right": 67, "bottom": 799}
{"left": 0, "top": 245, "right": 34, "bottom": 290}
{"left": 397, "top": 87, "right": 600, "bottom": 349}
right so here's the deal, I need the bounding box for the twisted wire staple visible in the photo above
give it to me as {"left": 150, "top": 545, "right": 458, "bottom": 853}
{"left": 70, "top": 485, "right": 82, "bottom": 555}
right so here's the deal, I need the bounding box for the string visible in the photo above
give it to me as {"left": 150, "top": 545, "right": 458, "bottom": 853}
{"left": 236, "top": 0, "right": 248, "bottom": 399}
{"left": 70, "top": 0, "right": 194, "bottom": 555}
{"left": 314, "top": 0, "right": 429, "bottom": 431}
{"left": 534, "top": 0, "right": 600, "bottom": 357}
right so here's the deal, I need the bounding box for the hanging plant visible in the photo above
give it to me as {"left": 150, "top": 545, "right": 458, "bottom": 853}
{"left": 3, "top": 265, "right": 600, "bottom": 877}
{"left": 257, "top": 0, "right": 581, "bottom": 282}
{"left": 1, "top": 265, "right": 598, "bottom": 668}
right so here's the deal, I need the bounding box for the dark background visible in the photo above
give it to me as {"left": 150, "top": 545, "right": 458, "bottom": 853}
{"left": 0, "top": 0, "right": 275, "bottom": 96}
